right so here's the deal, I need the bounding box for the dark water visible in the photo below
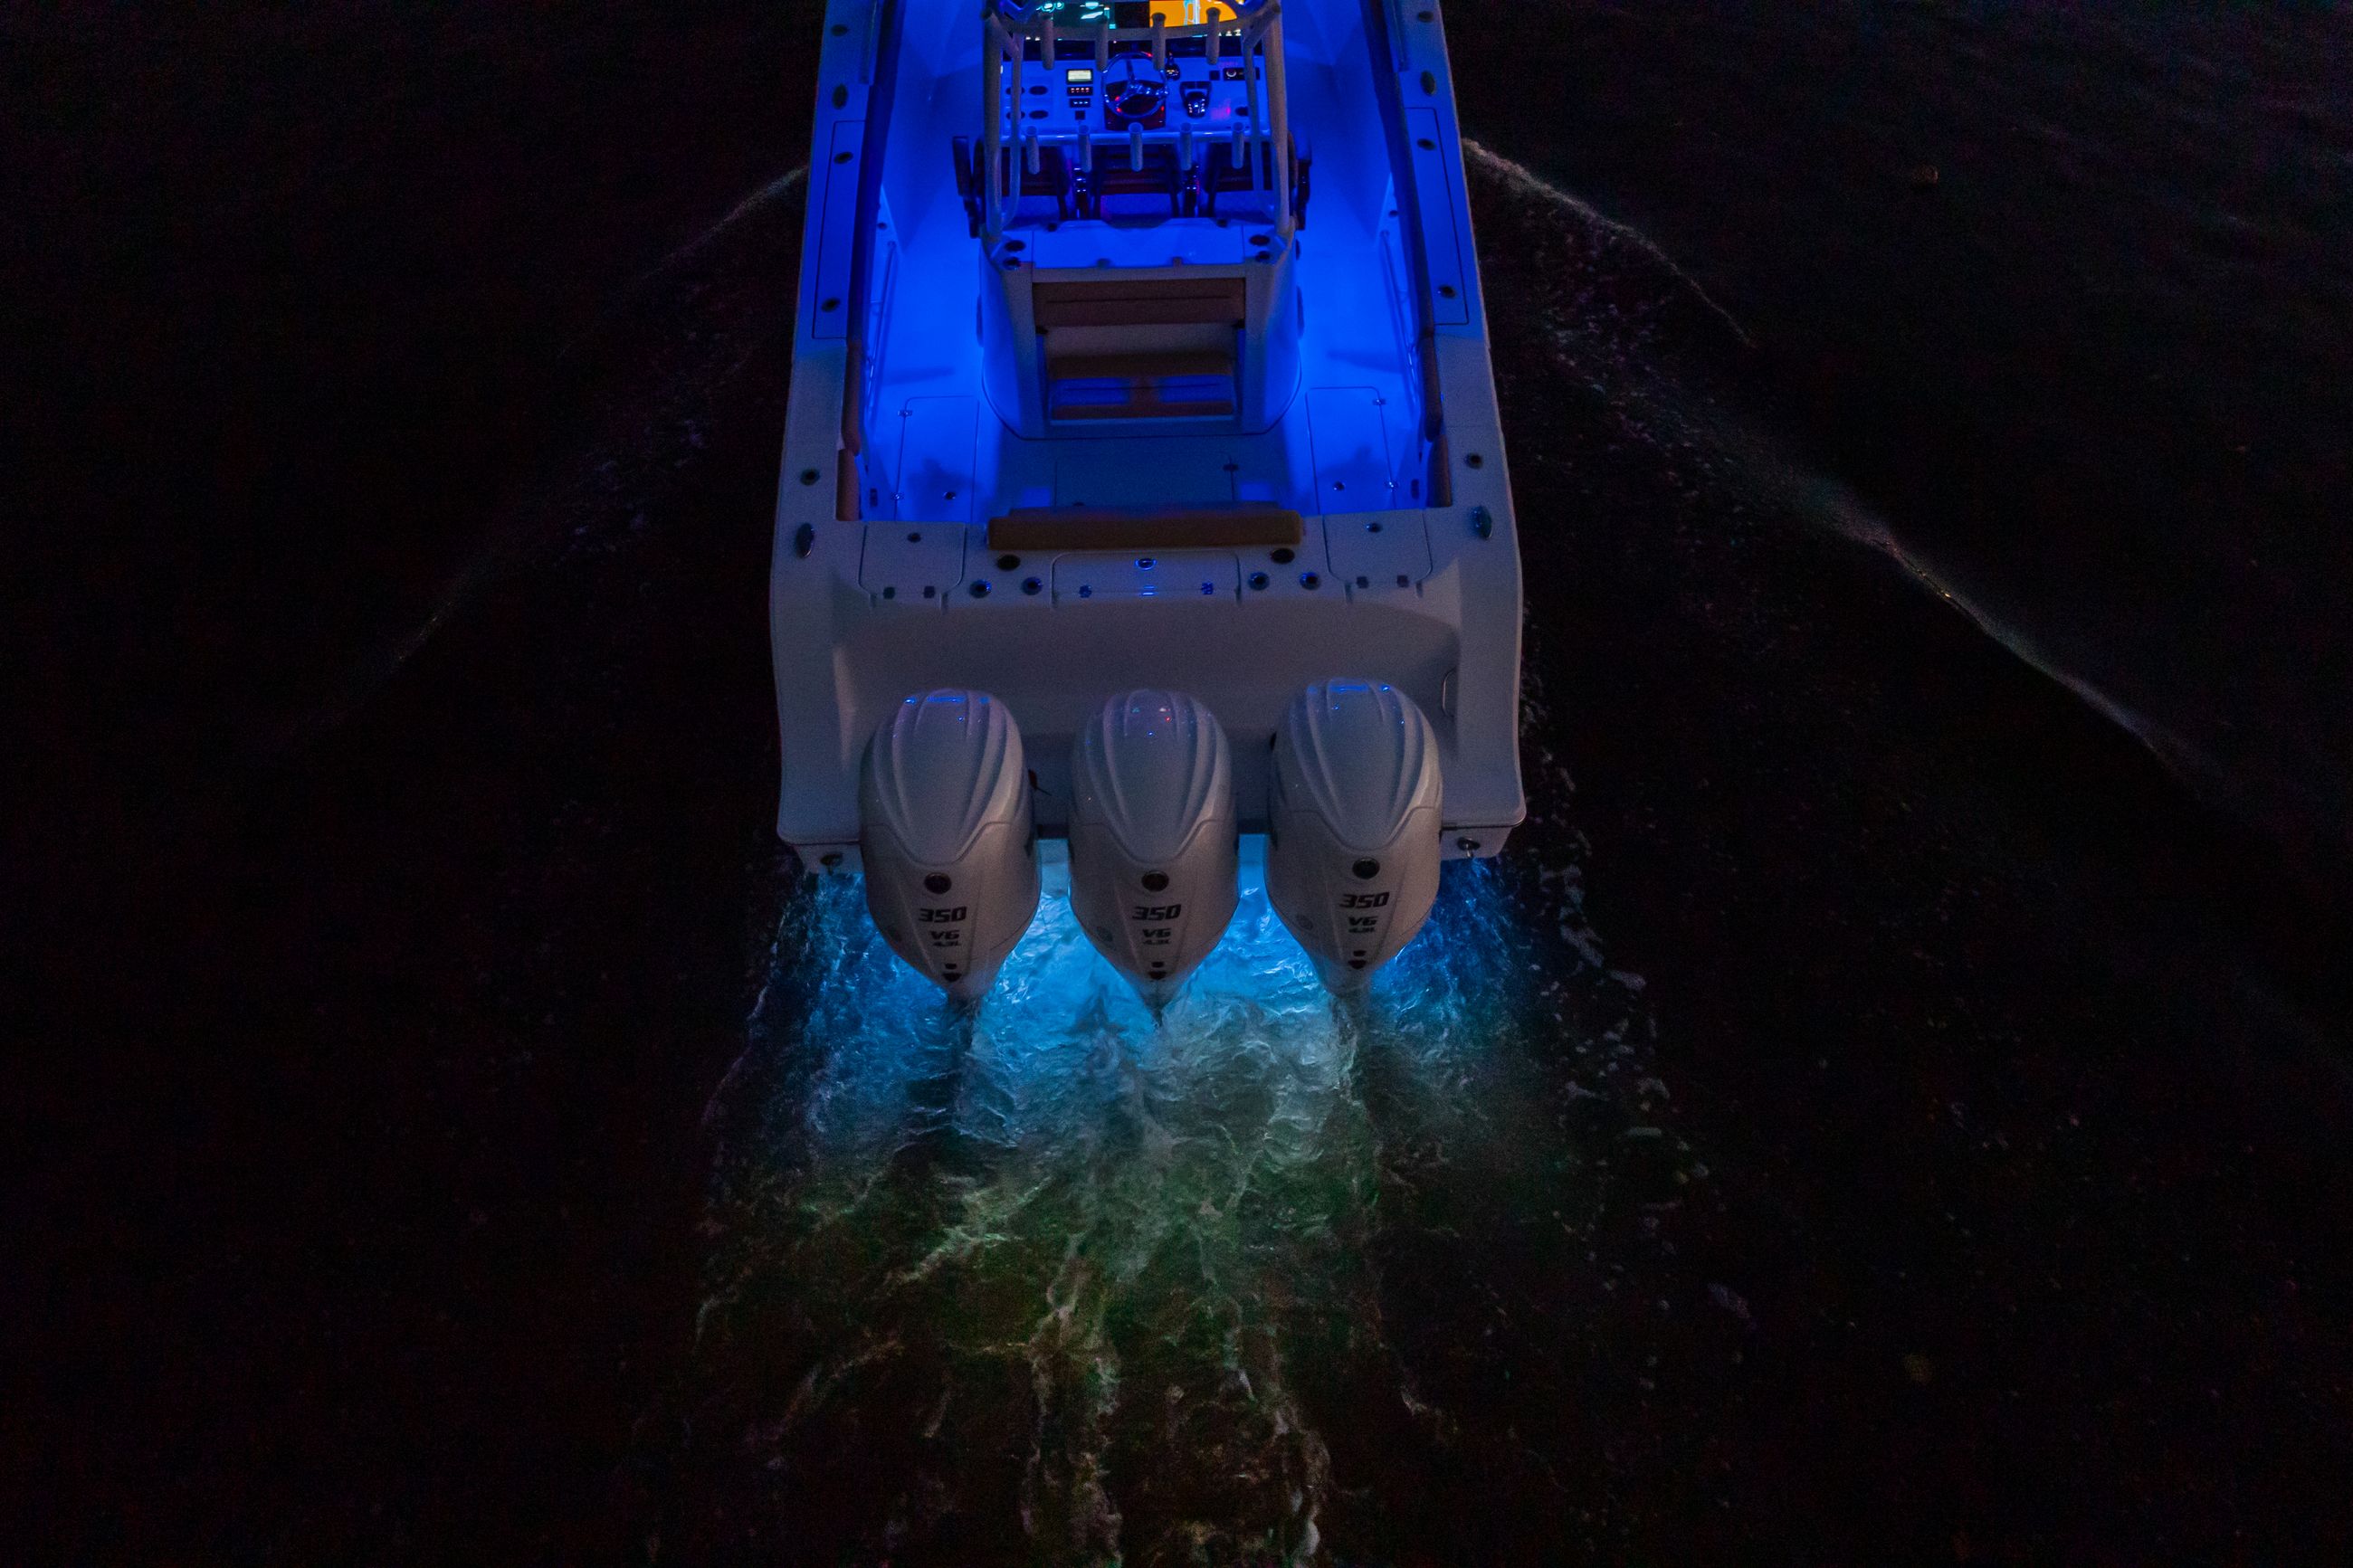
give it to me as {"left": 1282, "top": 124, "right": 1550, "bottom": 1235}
{"left": 1455, "top": 2, "right": 2353, "bottom": 851}
{"left": 14, "top": 2, "right": 2353, "bottom": 1562}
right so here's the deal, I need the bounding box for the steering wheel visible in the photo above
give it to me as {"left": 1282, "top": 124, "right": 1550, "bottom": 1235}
{"left": 1100, "top": 56, "right": 1167, "bottom": 128}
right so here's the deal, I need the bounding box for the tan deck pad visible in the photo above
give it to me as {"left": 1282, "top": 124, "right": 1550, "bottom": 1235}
{"left": 1031, "top": 276, "right": 1249, "bottom": 328}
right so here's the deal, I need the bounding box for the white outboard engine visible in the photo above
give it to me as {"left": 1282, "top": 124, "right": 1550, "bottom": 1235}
{"left": 859, "top": 689, "right": 1041, "bottom": 1002}
{"left": 1068, "top": 689, "right": 1240, "bottom": 1003}
{"left": 1267, "top": 679, "right": 1445, "bottom": 992}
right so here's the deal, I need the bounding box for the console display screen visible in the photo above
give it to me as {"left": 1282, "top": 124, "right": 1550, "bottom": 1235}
{"left": 1012, "top": 0, "right": 1246, "bottom": 35}
{"left": 1146, "top": 1, "right": 1243, "bottom": 24}
{"left": 1016, "top": 1, "right": 1117, "bottom": 23}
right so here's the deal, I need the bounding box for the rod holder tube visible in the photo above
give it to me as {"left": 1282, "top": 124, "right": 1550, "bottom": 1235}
{"left": 982, "top": 17, "right": 1008, "bottom": 240}
{"left": 1008, "top": 25, "right": 1023, "bottom": 136}
{"left": 1265, "top": 12, "right": 1292, "bottom": 238}
{"left": 1243, "top": 42, "right": 1261, "bottom": 192}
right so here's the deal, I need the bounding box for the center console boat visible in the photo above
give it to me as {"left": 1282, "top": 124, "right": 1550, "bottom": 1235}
{"left": 770, "top": 0, "right": 1522, "bottom": 1002}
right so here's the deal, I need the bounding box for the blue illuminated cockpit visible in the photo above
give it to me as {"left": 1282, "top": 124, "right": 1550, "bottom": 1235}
{"left": 827, "top": 0, "right": 1448, "bottom": 519}
{"left": 963, "top": 0, "right": 1305, "bottom": 431}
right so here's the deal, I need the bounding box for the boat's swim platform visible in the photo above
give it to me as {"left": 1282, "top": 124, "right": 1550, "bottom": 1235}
{"left": 771, "top": 0, "right": 1523, "bottom": 1002}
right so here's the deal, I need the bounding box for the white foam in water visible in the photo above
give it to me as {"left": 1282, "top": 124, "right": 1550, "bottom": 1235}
{"left": 752, "top": 849, "right": 1531, "bottom": 1165}
{"left": 696, "top": 849, "right": 1653, "bottom": 1561}
{"left": 1463, "top": 138, "right": 1757, "bottom": 351}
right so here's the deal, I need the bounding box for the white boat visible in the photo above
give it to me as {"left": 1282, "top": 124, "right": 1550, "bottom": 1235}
{"left": 770, "top": 0, "right": 1523, "bottom": 1001}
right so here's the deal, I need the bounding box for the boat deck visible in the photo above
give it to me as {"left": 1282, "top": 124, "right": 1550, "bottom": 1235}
{"left": 858, "top": 0, "right": 1425, "bottom": 522}
{"left": 770, "top": 0, "right": 1524, "bottom": 860}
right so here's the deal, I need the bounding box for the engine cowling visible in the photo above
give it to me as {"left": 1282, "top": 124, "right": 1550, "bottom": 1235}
{"left": 1266, "top": 679, "right": 1444, "bottom": 992}
{"left": 1068, "top": 689, "right": 1239, "bottom": 1003}
{"left": 859, "top": 689, "right": 1041, "bottom": 1002}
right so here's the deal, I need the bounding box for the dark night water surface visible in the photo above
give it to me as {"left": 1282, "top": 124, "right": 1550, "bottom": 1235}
{"left": 14, "top": 3, "right": 2353, "bottom": 1563}
{"left": 1461, "top": 3, "right": 2353, "bottom": 854}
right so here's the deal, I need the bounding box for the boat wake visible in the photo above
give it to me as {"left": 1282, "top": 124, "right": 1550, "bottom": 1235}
{"left": 668, "top": 695, "right": 1691, "bottom": 1562}
{"left": 1464, "top": 139, "right": 1758, "bottom": 353}
{"left": 1460, "top": 139, "right": 2233, "bottom": 824}
{"left": 321, "top": 140, "right": 2238, "bottom": 830}
{"left": 271, "top": 134, "right": 2294, "bottom": 1554}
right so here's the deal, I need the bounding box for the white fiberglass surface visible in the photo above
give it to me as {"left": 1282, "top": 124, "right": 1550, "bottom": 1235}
{"left": 862, "top": 0, "right": 1423, "bottom": 522}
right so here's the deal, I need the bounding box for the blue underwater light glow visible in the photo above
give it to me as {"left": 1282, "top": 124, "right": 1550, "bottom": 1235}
{"left": 735, "top": 851, "right": 1556, "bottom": 1192}
{"left": 693, "top": 850, "right": 1678, "bottom": 1561}
{"left": 763, "top": 851, "right": 1359, "bottom": 1164}
{"left": 788, "top": 848, "right": 1514, "bottom": 1069}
